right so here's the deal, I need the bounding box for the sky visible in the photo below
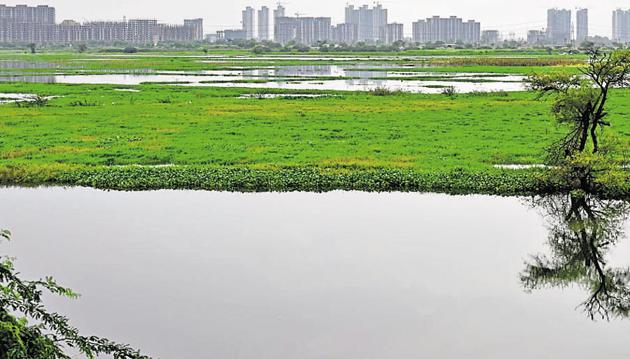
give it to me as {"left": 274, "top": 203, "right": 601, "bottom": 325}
{"left": 3, "top": 0, "right": 629, "bottom": 38}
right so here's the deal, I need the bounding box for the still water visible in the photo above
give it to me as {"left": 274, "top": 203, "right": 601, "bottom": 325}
{"left": 0, "top": 64, "right": 525, "bottom": 93}
{"left": 1, "top": 187, "right": 629, "bottom": 359}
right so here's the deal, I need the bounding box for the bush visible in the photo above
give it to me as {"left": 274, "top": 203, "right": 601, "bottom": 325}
{"left": 15, "top": 95, "right": 48, "bottom": 108}
{"left": 369, "top": 87, "right": 403, "bottom": 96}
{"left": 441, "top": 86, "right": 457, "bottom": 97}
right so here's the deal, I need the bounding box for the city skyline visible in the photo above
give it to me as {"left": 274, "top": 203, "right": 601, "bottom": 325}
{"left": 0, "top": 0, "right": 628, "bottom": 38}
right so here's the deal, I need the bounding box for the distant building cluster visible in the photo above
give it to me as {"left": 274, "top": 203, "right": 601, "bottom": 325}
{"left": 2, "top": 3, "right": 630, "bottom": 47}
{"left": 217, "top": 4, "right": 405, "bottom": 46}
{"left": 0, "top": 4, "right": 203, "bottom": 44}
{"left": 525, "top": 8, "right": 630, "bottom": 46}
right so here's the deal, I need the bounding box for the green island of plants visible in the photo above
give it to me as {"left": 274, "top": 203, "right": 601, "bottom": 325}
{"left": 0, "top": 49, "right": 629, "bottom": 197}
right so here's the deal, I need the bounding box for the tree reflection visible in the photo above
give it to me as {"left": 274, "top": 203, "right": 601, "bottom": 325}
{"left": 521, "top": 193, "right": 630, "bottom": 320}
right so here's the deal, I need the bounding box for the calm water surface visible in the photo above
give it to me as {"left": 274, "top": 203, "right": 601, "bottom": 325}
{"left": 1, "top": 188, "right": 629, "bottom": 359}
{"left": 0, "top": 64, "right": 525, "bottom": 93}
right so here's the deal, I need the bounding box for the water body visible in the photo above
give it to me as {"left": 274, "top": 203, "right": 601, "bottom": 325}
{"left": 193, "top": 78, "right": 526, "bottom": 93}
{"left": 0, "top": 60, "right": 59, "bottom": 69}
{"left": 1, "top": 188, "right": 629, "bottom": 359}
{"left": 0, "top": 92, "right": 37, "bottom": 103}
{"left": 0, "top": 73, "right": 525, "bottom": 93}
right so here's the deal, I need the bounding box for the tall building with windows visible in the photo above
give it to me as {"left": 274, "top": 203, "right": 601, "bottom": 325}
{"left": 0, "top": 4, "right": 56, "bottom": 43}
{"left": 527, "top": 30, "right": 547, "bottom": 45}
{"left": 0, "top": 4, "right": 55, "bottom": 24}
{"left": 379, "top": 23, "right": 403, "bottom": 44}
{"left": 481, "top": 30, "right": 500, "bottom": 45}
{"left": 242, "top": 6, "right": 255, "bottom": 40}
{"left": 0, "top": 4, "right": 205, "bottom": 44}
{"left": 274, "top": 16, "right": 331, "bottom": 45}
{"left": 273, "top": 5, "right": 285, "bottom": 20}
{"left": 331, "top": 23, "right": 358, "bottom": 44}
{"left": 257, "top": 6, "right": 269, "bottom": 41}
{"left": 576, "top": 9, "right": 588, "bottom": 44}
{"left": 184, "top": 18, "right": 204, "bottom": 41}
{"left": 344, "top": 4, "right": 387, "bottom": 43}
{"left": 613, "top": 9, "right": 630, "bottom": 44}
{"left": 126, "top": 19, "right": 157, "bottom": 44}
{"left": 412, "top": 16, "right": 480, "bottom": 44}
{"left": 547, "top": 8, "right": 572, "bottom": 45}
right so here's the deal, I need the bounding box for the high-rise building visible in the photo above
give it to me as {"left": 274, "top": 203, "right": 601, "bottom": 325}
{"left": 613, "top": 9, "right": 630, "bottom": 44}
{"left": 218, "top": 29, "right": 247, "bottom": 41}
{"left": 412, "top": 16, "right": 480, "bottom": 44}
{"left": 331, "top": 23, "right": 358, "bottom": 44}
{"left": 481, "top": 30, "right": 500, "bottom": 45}
{"left": 576, "top": 9, "right": 588, "bottom": 44}
{"left": 257, "top": 6, "right": 269, "bottom": 41}
{"left": 184, "top": 18, "right": 204, "bottom": 41}
{"left": 274, "top": 16, "right": 331, "bottom": 45}
{"left": 274, "top": 16, "right": 296, "bottom": 44}
{"left": 0, "top": 4, "right": 56, "bottom": 43}
{"left": 0, "top": 4, "right": 205, "bottom": 44}
{"left": 0, "top": 4, "right": 55, "bottom": 24}
{"left": 527, "top": 30, "right": 547, "bottom": 45}
{"left": 242, "top": 6, "right": 255, "bottom": 40}
{"left": 547, "top": 8, "right": 572, "bottom": 45}
{"left": 345, "top": 4, "right": 387, "bottom": 43}
{"left": 379, "top": 23, "right": 403, "bottom": 44}
{"left": 126, "top": 19, "right": 158, "bottom": 44}
{"left": 273, "top": 4, "right": 285, "bottom": 19}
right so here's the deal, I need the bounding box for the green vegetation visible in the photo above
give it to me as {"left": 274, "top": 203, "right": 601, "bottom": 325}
{"left": 0, "top": 230, "right": 147, "bottom": 358}
{"left": 0, "top": 49, "right": 586, "bottom": 75}
{"left": 0, "top": 49, "right": 628, "bottom": 196}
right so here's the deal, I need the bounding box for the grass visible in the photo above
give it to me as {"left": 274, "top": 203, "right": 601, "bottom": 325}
{"left": 1, "top": 49, "right": 628, "bottom": 196}
{"left": 0, "top": 49, "right": 585, "bottom": 75}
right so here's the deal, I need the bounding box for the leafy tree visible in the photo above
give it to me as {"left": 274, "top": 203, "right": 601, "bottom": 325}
{"left": 527, "top": 49, "right": 630, "bottom": 163}
{"left": 26, "top": 43, "right": 36, "bottom": 54}
{"left": 0, "top": 229, "right": 148, "bottom": 358}
{"left": 77, "top": 44, "right": 88, "bottom": 53}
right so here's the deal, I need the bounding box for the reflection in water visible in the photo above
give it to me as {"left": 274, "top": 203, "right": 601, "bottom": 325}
{"left": 0, "top": 63, "right": 526, "bottom": 93}
{"left": 0, "top": 60, "right": 57, "bottom": 69}
{"left": 523, "top": 193, "right": 630, "bottom": 320}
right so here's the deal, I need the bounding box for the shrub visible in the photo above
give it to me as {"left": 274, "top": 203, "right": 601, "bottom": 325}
{"left": 369, "top": 87, "right": 403, "bottom": 96}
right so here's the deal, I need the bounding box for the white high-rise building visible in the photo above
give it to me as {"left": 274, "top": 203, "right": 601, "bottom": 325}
{"left": 242, "top": 6, "right": 255, "bottom": 40}
{"left": 547, "top": 8, "right": 572, "bottom": 45}
{"left": 576, "top": 9, "right": 588, "bottom": 44}
{"left": 613, "top": 9, "right": 630, "bottom": 44}
{"left": 412, "top": 16, "right": 480, "bottom": 44}
{"left": 258, "top": 6, "right": 269, "bottom": 41}
{"left": 273, "top": 4, "right": 285, "bottom": 41}
{"left": 344, "top": 4, "right": 387, "bottom": 43}
{"left": 379, "top": 23, "right": 403, "bottom": 44}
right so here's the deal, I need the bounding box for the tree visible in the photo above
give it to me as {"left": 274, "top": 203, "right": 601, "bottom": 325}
{"left": 27, "top": 43, "right": 36, "bottom": 54}
{"left": 0, "top": 229, "right": 148, "bottom": 358}
{"left": 77, "top": 44, "right": 88, "bottom": 53}
{"left": 527, "top": 49, "right": 630, "bottom": 163}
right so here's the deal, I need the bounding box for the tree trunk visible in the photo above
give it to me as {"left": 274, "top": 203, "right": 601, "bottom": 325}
{"left": 591, "top": 121, "right": 599, "bottom": 153}
{"left": 578, "top": 120, "right": 589, "bottom": 152}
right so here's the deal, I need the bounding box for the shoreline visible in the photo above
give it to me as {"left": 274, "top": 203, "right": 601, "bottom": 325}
{"left": 2, "top": 165, "right": 628, "bottom": 199}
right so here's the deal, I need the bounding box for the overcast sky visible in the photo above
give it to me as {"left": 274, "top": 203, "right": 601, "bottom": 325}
{"left": 4, "top": 0, "right": 629, "bottom": 38}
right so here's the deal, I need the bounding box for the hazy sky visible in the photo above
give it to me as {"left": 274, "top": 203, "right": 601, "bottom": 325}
{"left": 4, "top": 0, "right": 629, "bottom": 38}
